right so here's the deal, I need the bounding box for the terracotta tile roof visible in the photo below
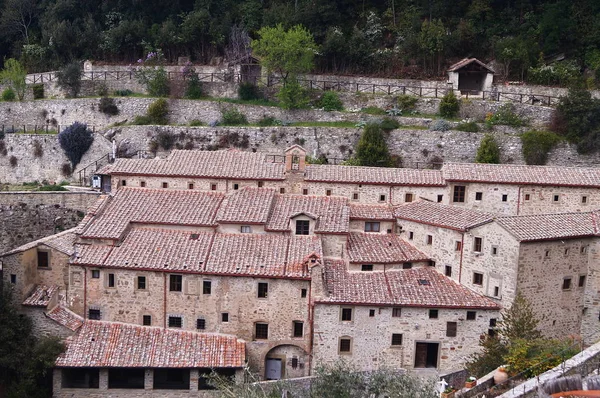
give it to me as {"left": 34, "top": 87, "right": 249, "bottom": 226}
{"left": 349, "top": 203, "right": 395, "bottom": 220}
{"left": 55, "top": 321, "right": 245, "bottom": 368}
{"left": 347, "top": 233, "right": 429, "bottom": 264}
{"left": 266, "top": 195, "right": 349, "bottom": 234}
{"left": 448, "top": 58, "right": 495, "bottom": 73}
{"left": 496, "top": 212, "right": 598, "bottom": 242}
{"left": 321, "top": 260, "right": 500, "bottom": 309}
{"left": 72, "top": 244, "right": 113, "bottom": 266}
{"left": 74, "top": 195, "right": 110, "bottom": 234}
{"left": 22, "top": 285, "right": 58, "bottom": 307}
{"left": 216, "top": 188, "right": 276, "bottom": 224}
{"left": 206, "top": 234, "right": 321, "bottom": 278}
{"left": 305, "top": 164, "right": 445, "bottom": 186}
{"left": 107, "top": 149, "right": 285, "bottom": 180}
{"left": 46, "top": 305, "right": 84, "bottom": 331}
{"left": 81, "top": 187, "right": 224, "bottom": 240}
{"left": 442, "top": 163, "right": 600, "bottom": 187}
{"left": 2, "top": 228, "right": 78, "bottom": 257}
{"left": 394, "top": 200, "right": 493, "bottom": 231}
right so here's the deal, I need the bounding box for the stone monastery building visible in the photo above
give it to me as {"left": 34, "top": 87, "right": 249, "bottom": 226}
{"left": 3, "top": 145, "right": 600, "bottom": 397}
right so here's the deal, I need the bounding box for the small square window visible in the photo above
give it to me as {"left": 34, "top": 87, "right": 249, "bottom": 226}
{"left": 437, "top": 194, "right": 443, "bottom": 203}
{"left": 473, "top": 272, "right": 483, "bottom": 285}
{"left": 579, "top": 275, "right": 586, "bottom": 288}
{"left": 295, "top": 220, "right": 310, "bottom": 235}
{"left": 341, "top": 308, "right": 353, "bottom": 321}
{"left": 258, "top": 282, "right": 269, "bottom": 298}
{"left": 392, "top": 307, "right": 401, "bottom": 317}
{"left": 203, "top": 280, "right": 212, "bottom": 295}
{"left": 162, "top": 182, "right": 168, "bottom": 189}
{"left": 107, "top": 273, "right": 115, "bottom": 288}
{"left": 582, "top": 196, "right": 588, "bottom": 204}
{"left": 352, "top": 192, "right": 359, "bottom": 200}
{"left": 369, "top": 309, "right": 375, "bottom": 317}
{"left": 91, "top": 270, "right": 100, "bottom": 279}
{"left": 361, "top": 264, "right": 373, "bottom": 271}
{"left": 211, "top": 183, "right": 217, "bottom": 191}
{"left": 143, "top": 315, "right": 152, "bottom": 326}
{"left": 429, "top": 309, "right": 438, "bottom": 319}
{"left": 293, "top": 321, "right": 304, "bottom": 338}
{"left": 301, "top": 289, "right": 307, "bottom": 298}
{"left": 402, "top": 262, "right": 412, "bottom": 269}
{"left": 121, "top": 180, "right": 126, "bottom": 186}
{"left": 426, "top": 235, "right": 433, "bottom": 245}
{"left": 405, "top": 193, "right": 413, "bottom": 202}
{"left": 258, "top": 181, "right": 264, "bottom": 187}
{"left": 197, "top": 318, "right": 206, "bottom": 330}
{"left": 365, "top": 222, "right": 380, "bottom": 232}
{"left": 490, "top": 318, "right": 497, "bottom": 327}
{"left": 475, "top": 192, "right": 483, "bottom": 201}
{"left": 233, "top": 183, "right": 239, "bottom": 190}
{"left": 552, "top": 194, "right": 560, "bottom": 202}
{"left": 303, "top": 188, "right": 309, "bottom": 195}
{"left": 10, "top": 274, "right": 16, "bottom": 284}
{"left": 221, "top": 313, "right": 229, "bottom": 322}
{"left": 188, "top": 183, "right": 194, "bottom": 190}
{"left": 524, "top": 193, "right": 530, "bottom": 201}
{"left": 391, "top": 333, "right": 403, "bottom": 346}
{"left": 140, "top": 181, "right": 146, "bottom": 187}
{"left": 137, "top": 276, "right": 146, "bottom": 290}
{"left": 326, "top": 189, "right": 332, "bottom": 196}
{"left": 339, "top": 338, "right": 352, "bottom": 353}
{"left": 563, "top": 278, "right": 572, "bottom": 290}
{"left": 492, "top": 246, "right": 498, "bottom": 255}
{"left": 168, "top": 316, "right": 182, "bottom": 328}
{"left": 446, "top": 321, "right": 457, "bottom": 337}
{"left": 255, "top": 323, "right": 269, "bottom": 340}
{"left": 379, "top": 194, "right": 386, "bottom": 202}
{"left": 280, "top": 187, "right": 285, "bottom": 194}
{"left": 445, "top": 266, "right": 452, "bottom": 277}
{"left": 455, "top": 241, "right": 462, "bottom": 251}
{"left": 502, "top": 194, "right": 508, "bottom": 202}
{"left": 466, "top": 311, "right": 477, "bottom": 320}
{"left": 169, "top": 275, "right": 182, "bottom": 292}
{"left": 88, "top": 309, "right": 101, "bottom": 320}
{"left": 240, "top": 225, "right": 252, "bottom": 233}
{"left": 428, "top": 260, "right": 436, "bottom": 267}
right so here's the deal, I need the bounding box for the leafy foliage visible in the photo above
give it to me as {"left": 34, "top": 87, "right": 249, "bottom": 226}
{"left": 238, "top": 82, "right": 262, "bottom": 101}
{"left": 220, "top": 107, "right": 248, "bottom": 125}
{"left": 379, "top": 117, "right": 400, "bottom": 131}
{"left": 475, "top": 134, "right": 501, "bottom": 164}
{"left": 58, "top": 121, "right": 94, "bottom": 168}
{"left": 456, "top": 121, "right": 480, "bottom": 132}
{"left": 485, "top": 103, "right": 527, "bottom": 127}
{"left": 55, "top": 62, "right": 82, "bottom": 98}
{"left": 182, "top": 63, "right": 203, "bottom": 99}
{"left": 429, "top": 119, "right": 451, "bottom": 131}
{"left": 156, "top": 131, "right": 175, "bottom": 150}
{"left": 353, "top": 122, "right": 393, "bottom": 167}
{"left": 551, "top": 87, "right": 600, "bottom": 154}
{"left": 318, "top": 91, "right": 344, "bottom": 111}
{"left": 521, "top": 130, "right": 561, "bottom": 165}
{"left": 2, "top": 87, "right": 16, "bottom": 101}
{"left": 99, "top": 97, "right": 119, "bottom": 116}
{"left": 133, "top": 52, "right": 170, "bottom": 97}
{"left": 32, "top": 84, "right": 44, "bottom": 99}
{"left": 397, "top": 94, "right": 418, "bottom": 112}
{"left": 146, "top": 98, "right": 169, "bottom": 124}
{"left": 439, "top": 91, "right": 459, "bottom": 118}
{"left": 38, "top": 184, "right": 68, "bottom": 191}
{"left": 277, "top": 77, "right": 310, "bottom": 110}
{"left": 0, "top": 59, "right": 27, "bottom": 100}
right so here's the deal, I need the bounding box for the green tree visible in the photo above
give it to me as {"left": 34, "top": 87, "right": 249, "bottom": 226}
{"left": 353, "top": 123, "right": 393, "bottom": 167}
{"left": 521, "top": 130, "right": 561, "bottom": 165}
{"left": 55, "top": 62, "right": 82, "bottom": 98}
{"left": 552, "top": 86, "right": 600, "bottom": 153}
{"left": 475, "top": 134, "right": 501, "bottom": 164}
{"left": 0, "top": 58, "right": 27, "bottom": 101}
{"left": 418, "top": 19, "right": 445, "bottom": 75}
{"left": 439, "top": 91, "right": 460, "bottom": 118}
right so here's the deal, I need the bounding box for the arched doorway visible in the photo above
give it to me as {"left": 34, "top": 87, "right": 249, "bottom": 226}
{"left": 264, "top": 344, "right": 309, "bottom": 380}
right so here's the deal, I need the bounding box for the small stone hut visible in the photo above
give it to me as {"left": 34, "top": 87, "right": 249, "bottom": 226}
{"left": 448, "top": 58, "right": 495, "bottom": 94}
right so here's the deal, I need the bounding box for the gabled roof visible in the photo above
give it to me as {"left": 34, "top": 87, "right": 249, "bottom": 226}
{"left": 346, "top": 233, "right": 429, "bottom": 264}
{"left": 81, "top": 187, "right": 224, "bottom": 240}
{"left": 55, "top": 321, "right": 245, "bottom": 368}
{"left": 1, "top": 228, "right": 78, "bottom": 257}
{"left": 106, "top": 149, "right": 285, "bottom": 181}
{"left": 320, "top": 260, "right": 500, "bottom": 309}
{"left": 394, "top": 200, "right": 494, "bottom": 231}
{"left": 349, "top": 203, "right": 395, "bottom": 221}
{"left": 22, "top": 285, "right": 58, "bottom": 307}
{"left": 266, "top": 195, "right": 349, "bottom": 234}
{"left": 495, "top": 212, "right": 599, "bottom": 242}
{"left": 216, "top": 188, "right": 276, "bottom": 224}
{"left": 448, "top": 58, "right": 495, "bottom": 73}
{"left": 442, "top": 163, "right": 600, "bottom": 188}
{"left": 46, "top": 305, "right": 84, "bottom": 331}
{"left": 304, "top": 164, "right": 445, "bottom": 186}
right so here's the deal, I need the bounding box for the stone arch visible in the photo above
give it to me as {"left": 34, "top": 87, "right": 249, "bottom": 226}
{"left": 264, "top": 344, "right": 309, "bottom": 380}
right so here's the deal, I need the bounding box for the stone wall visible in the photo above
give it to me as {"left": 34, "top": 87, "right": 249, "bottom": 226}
{"left": 0, "top": 192, "right": 100, "bottom": 211}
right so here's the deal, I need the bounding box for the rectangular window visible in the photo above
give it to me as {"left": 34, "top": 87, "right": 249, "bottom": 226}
{"left": 502, "top": 194, "right": 508, "bottom": 202}
{"left": 10, "top": 274, "right": 16, "bottom": 284}
{"left": 108, "top": 273, "right": 115, "bottom": 288}
{"left": 301, "top": 288, "right": 307, "bottom": 298}
{"left": 494, "top": 286, "right": 500, "bottom": 296}
{"left": 341, "top": 308, "right": 353, "bottom": 321}
{"left": 233, "top": 183, "right": 239, "bottom": 190}
{"left": 279, "top": 187, "right": 285, "bottom": 194}
{"left": 426, "top": 235, "right": 433, "bottom": 245}
{"left": 446, "top": 322, "right": 457, "bottom": 337}
{"left": 37, "top": 251, "right": 49, "bottom": 268}
{"left": 582, "top": 246, "right": 588, "bottom": 254}
{"left": 408, "top": 231, "right": 414, "bottom": 240}
{"left": 391, "top": 333, "right": 403, "bottom": 346}
{"left": 303, "top": 188, "right": 309, "bottom": 195}
{"left": 545, "top": 249, "right": 551, "bottom": 258}
{"left": 137, "top": 276, "right": 146, "bottom": 290}
{"left": 169, "top": 275, "right": 182, "bottom": 292}
{"left": 429, "top": 260, "right": 436, "bottom": 267}
{"left": 553, "top": 194, "right": 560, "bottom": 202}
{"left": 326, "top": 189, "right": 332, "bottom": 196}
{"left": 579, "top": 275, "right": 586, "bottom": 288}
{"left": 564, "top": 248, "right": 569, "bottom": 256}
{"left": 91, "top": 270, "right": 100, "bottom": 279}
{"left": 379, "top": 194, "right": 386, "bottom": 202}
{"left": 211, "top": 183, "right": 217, "bottom": 191}
{"left": 339, "top": 338, "right": 352, "bottom": 353}
{"left": 475, "top": 192, "right": 483, "bottom": 201}
{"left": 361, "top": 264, "right": 373, "bottom": 271}
{"left": 221, "top": 313, "right": 229, "bottom": 322}
{"left": 563, "top": 278, "right": 572, "bottom": 290}
{"left": 258, "top": 282, "right": 269, "bottom": 298}
{"left": 168, "top": 316, "right": 182, "bottom": 328}
{"left": 140, "top": 181, "right": 146, "bottom": 187}
{"left": 490, "top": 318, "right": 497, "bottom": 327}
{"left": 445, "top": 266, "right": 452, "bottom": 277}
{"left": 466, "top": 311, "right": 477, "bottom": 320}
{"left": 492, "top": 246, "right": 498, "bottom": 255}
{"left": 203, "top": 280, "right": 212, "bottom": 295}
{"left": 188, "top": 183, "right": 194, "bottom": 190}
{"left": 365, "top": 222, "right": 381, "bottom": 232}
{"left": 392, "top": 307, "right": 402, "bottom": 317}
{"left": 162, "top": 182, "right": 168, "bottom": 188}
{"left": 455, "top": 241, "right": 462, "bottom": 251}
{"left": 402, "top": 262, "right": 413, "bottom": 269}
{"left": 473, "top": 272, "right": 483, "bottom": 285}
{"left": 143, "top": 315, "right": 151, "bottom": 326}
{"left": 437, "top": 194, "right": 443, "bottom": 203}
{"left": 88, "top": 309, "right": 101, "bottom": 320}
{"left": 473, "top": 237, "right": 483, "bottom": 252}
{"left": 369, "top": 309, "right": 375, "bottom": 317}
{"left": 582, "top": 196, "right": 588, "bottom": 204}
{"left": 352, "top": 192, "right": 359, "bottom": 200}
{"left": 121, "top": 180, "right": 126, "bottom": 186}
{"left": 405, "top": 193, "right": 413, "bottom": 202}
{"left": 293, "top": 321, "right": 304, "bottom": 338}
{"left": 240, "top": 225, "right": 252, "bottom": 233}
{"left": 197, "top": 318, "right": 206, "bottom": 330}
{"left": 255, "top": 323, "right": 269, "bottom": 340}
{"left": 524, "top": 193, "right": 530, "bottom": 201}
{"left": 429, "top": 309, "right": 439, "bottom": 319}
{"left": 295, "top": 220, "right": 310, "bottom": 235}
{"left": 453, "top": 186, "right": 466, "bottom": 203}
{"left": 258, "top": 181, "right": 264, "bottom": 188}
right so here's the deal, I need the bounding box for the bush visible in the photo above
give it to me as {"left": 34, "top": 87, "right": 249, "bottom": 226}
{"left": 58, "top": 122, "right": 94, "bottom": 168}
{"left": 361, "top": 106, "right": 386, "bottom": 115}
{"left": 257, "top": 116, "right": 278, "bottom": 126}
{"left": 98, "top": 97, "right": 119, "bottom": 116}
{"left": 114, "top": 89, "right": 133, "bottom": 97}
{"left": 238, "top": 82, "right": 262, "bottom": 101}
{"left": 2, "top": 88, "right": 15, "bottom": 101}
{"left": 96, "top": 83, "right": 109, "bottom": 96}
{"left": 521, "top": 130, "right": 561, "bottom": 165}
{"left": 379, "top": 117, "right": 400, "bottom": 131}
{"left": 61, "top": 163, "right": 72, "bottom": 176}
{"left": 32, "top": 84, "right": 44, "bottom": 99}
{"left": 439, "top": 91, "right": 460, "bottom": 118}
{"left": 147, "top": 98, "right": 169, "bottom": 124}
{"left": 429, "top": 119, "right": 451, "bottom": 131}
{"left": 456, "top": 121, "right": 480, "bottom": 132}
{"left": 397, "top": 94, "right": 418, "bottom": 111}
{"left": 485, "top": 103, "right": 526, "bottom": 127}
{"left": 278, "top": 78, "right": 310, "bottom": 110}
{"left": 38, "top": 184, "right": 68, "bottom": 191}
{"left": 133, "top": 115, "right": 152, "bottom": 125}
{"left": 156, "top": 132, "right": 175, "bottom": 150}
{"left": 475, "top": 134, "right": 501, "bottom": 164}
{"left": 188, "top": 119, "right": 204, "bottom": 126}
{"left": 528, "top": 61, "right": 580, "bottom": 86}
{"left": 9, "top": 155, "right": 17, "bottom": 167}
{"left": 185, "top": 74, "right": 203, "bottom": 99}
{"left": 353, "top": 123, "right": 393, "bottom": 167}
{"left": 551, "top": 87, "right": 600, "bottom": 154}
{"left": 318, "top": 91, "right": 344, "bottom": 111}
{"left": 56, "top": 62, "right": 82, "bottom": 97}
{"left": 221, "top": 107, "right": 248, "bottom": 125}
{"left": 32, "top": 140, "right": 43, "bottom": 158}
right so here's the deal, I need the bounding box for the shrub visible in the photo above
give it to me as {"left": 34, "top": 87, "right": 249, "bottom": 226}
{"left": 528, "top": 61, "right": 580, "bottom": 86}
{"left": 361, "top": 106, "right": 386, "bottom": 115}
{"left": 521, "top": 130, "right": 561, "bottom": 165}
{"left": 221, "top": 107, "right": 248, "bottom": 125}
{"left": 188, "top": 119, "right": 204, "bottom": 127}
{"left": 185, "top": 74, "right": 203, "bottom": 99}
{"left": 257, "top": 116, "right": 278, "bottom": 126}
{"left": 485, "top": 103, "right": 526, "bottom": 127}
{"left": 58, "top": 122, "right": 94, "bottom": 168}
{"left": 278, "top": 78, "right": 309, "bottom": 110}
{"left": 475, "top": 134, "right": 501, "bottom": 164}
{"left": 379, "top": 117, "right": 400, "bottom": 131}
{"left": 114, "top": 89, "right": 133, "bottom": 97}
{"left": 0, "top": 58, "right": 27, "bottom": 100}
{"left": 429, "top": 119, "right": 451, "bottom": 131}
{"left": 238, "top": 82, "right": 262, "bottom": 101}
{"left": 56, "top": 62, "right": 82, "bottom": 97}
{"left": 32, "top": 84, "right": 44, "bottom": 99}
{"left": 439, "top": 91, "right": 460, "bottom": 118}
{"left": 318, "top": 91, "right": 344, "bottom": 111}
{"left": 456, "top": 121, "right": 480, "bottom": 132}
{"left": 32, "top": 140, "right": 43, "bottom": 158}
{"left": 9, "top": 155, "right": 17, "bottom": 167}
{"left": 156, "top": 132, "right": 175, "bottom": 150}
{"left": 133, "top": 115, "right": 152, "bottom": 125}
{"left": 551, "top": 87, "right": 600, "bottom": 154}
{"left": 353, "top": 123, "right": 393, "bottom": 167}
{"left": 99, "top": 97, "right": 119, "bottom": 116}
{"left": 96, "top": 83, "right": 109, "bottom": 96}
{"left": 61, "top": 163, "right": 72, "bottom": 176}
{"left": 1, "top": 88, "right": 15, "bottom": 101}
{"left": 147, "top": 98, "right": 169, "bottom": 124}
{"left": 397, "top": 94, "right": 418, "bottom": 111}
{"left": 38, "top": 184, "right": 68, "bottom": 191}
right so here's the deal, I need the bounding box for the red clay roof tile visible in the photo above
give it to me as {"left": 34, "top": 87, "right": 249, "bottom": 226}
{"left": 394, "top": 200, "right": 493, "bottom": 231}
{"left": 347, "top": 233, "right": 429, "bottom": 264}
{"left": 305, "top": 164, "right": 444, "bottom": 186}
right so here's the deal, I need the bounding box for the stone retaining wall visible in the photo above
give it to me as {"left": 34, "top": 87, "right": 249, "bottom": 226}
{"left": 0, "top": 191, "right": 100, "bottom": 211}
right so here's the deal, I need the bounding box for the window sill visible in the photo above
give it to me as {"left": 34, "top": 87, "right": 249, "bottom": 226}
{"left": 37, "top": 267, "right": 52, "bottom": 270}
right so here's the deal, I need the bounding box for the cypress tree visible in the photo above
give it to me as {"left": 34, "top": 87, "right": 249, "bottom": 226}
{"left": 355, "top": 123, "right": 393, "bottom": 167}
